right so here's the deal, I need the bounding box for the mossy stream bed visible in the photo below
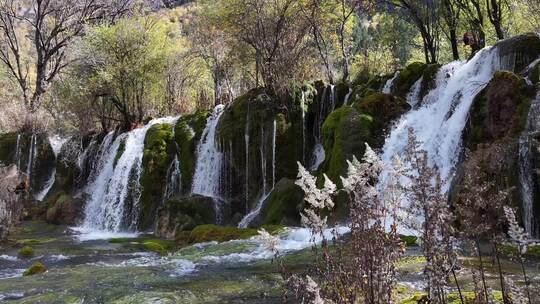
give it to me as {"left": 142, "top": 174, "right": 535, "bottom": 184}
{"left": 1, "top": 222, "right": 540, "bottom": 303}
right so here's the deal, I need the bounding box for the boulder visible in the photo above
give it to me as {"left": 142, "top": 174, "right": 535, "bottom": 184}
{"left": 45, "top": 193, "right": 83, "bottom": 225}
{"left": 155, "top": 195, "right": 216, "bottom": 239}
{"left": 253, "top": 178, "right": 305, "bottom": 226}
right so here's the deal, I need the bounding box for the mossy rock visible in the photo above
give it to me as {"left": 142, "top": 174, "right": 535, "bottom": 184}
{"left": 496, "top": 32, "right": 540, "bottom": 73}
{"left": 155, "top": 195, "right": 216, "bottom": 239}
{"left": 216, "top": 88, "right": 303, "bottom": 215}
{"left": 464, "top": 71, "right": 532, "bottom": 150}
{"left": 419, "top": 63, "right": 441, "bottom": 101}
{"left": 392, "top": 62, "right": 427, "bottom": 98}
{"left": 0, "top": 132, "right": 19, "bottom": 164}
{"left": 400, "top": 235, "right": 418, "bottom": 247}
{"left": 174, "top": 110, "right": 211, "bottom": 194}
{"left": 187, "top": 224, "right": 258, "bottom": 244}
{"left": 18, "top": 246, "right": 34, "bottom": 258}
{"left": 23, "top": 261, "right": 47, "bottom": 276}
{"left": 320, "top": 93, "right": 408, "bottom": 186}
{"left": 254, "top": 178, "right": 305, "bottom": 227}
{"left": 138, "top": 123, "right": 176, "bottom": 230}
{"left": 45, "top": 193, "right": 82, "bottom": 225}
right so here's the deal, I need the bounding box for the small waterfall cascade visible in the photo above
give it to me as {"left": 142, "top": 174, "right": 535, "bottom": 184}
{"left": 310, "top": 86, "right": 329, "bottom": 171}
{"left": 192, "top": 105, "right": 226, "bottom": 220}
{"left": 378, "top": 47, "right": 501, "bottom": 195}
{"left": 35, "top": 135, "right": 68, "bottom": 201}
{"left": 26, "top": 134, "right": 37, "bottom": 182}
{"left": 245, "top": 103, "right": 251, "bottom": 212}
{"left": 238, "top": 118, "right": 277, "bottom": 228}
{"left": 301, "top": 91, "right": 306, "bottom": 164}
{"left": 519, "top": 88, "right": 540, "bottom": 237}
{"left": 406, "top": 77, "right": 423, "bottom": 107}
{"left": 164, "top": 154, "right": 181, "bottom": 201}
{"left": 343, "top": 87, "right": 353, "bottom": 106}
{"left": 81, "top": 117, "right": 178, "bottom": 233}
{"left": 382, "top": 71, "right": 400, "bottom": 94}
{"left": 14, "top": 134, "right": 21, "bottom": 168}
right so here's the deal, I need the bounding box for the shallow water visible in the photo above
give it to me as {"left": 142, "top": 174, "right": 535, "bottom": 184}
{"left": 2, "top": 222, "right": 539, "bottom": 303}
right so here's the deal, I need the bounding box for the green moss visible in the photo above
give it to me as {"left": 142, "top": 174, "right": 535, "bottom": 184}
{"left": 139, "top": 123, "right": 175, "bottom": 230}
{"left": 393, "top": 62, "right": 427, "bottom": 98}
{"left": 400, "top": 235, "right": 418, "bottom": 247}
{"left": 465, "top": 71, "right": 531, "bottom": 150}
{"left": 174, "top": 110, "right": 211, "bottom": 193}
{"left": 18, "top": 246, "right": 34, "bottom": 257}
{"left": 23, "top": 261, "right": 47, "bottom": 276}
{"left": 0, "top": 132, "right": 18, "bottom": 164}
{"left": 320, "top": 92, "right": 407, "bottom": 187}
{"left": 155, "top": 195, "right": 216, "bottom": 238}
{"left": 143, "top": 241, "right": 167, "bottom": 255}
{"left": 258, "top": 179, "right": 305, "bottom": 226}
{"left": 188, "top": 224, "right": 258, "bottom": 244}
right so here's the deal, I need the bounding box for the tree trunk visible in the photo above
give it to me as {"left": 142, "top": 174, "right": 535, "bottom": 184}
{"left": 450, "top": 29, "right": 460, "bottom": 60}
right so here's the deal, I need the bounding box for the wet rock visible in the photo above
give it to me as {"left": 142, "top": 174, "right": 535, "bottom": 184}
{"left": 23, "top": 261, "right": 46, "bottom": 276}
{"left": 155, "top": 195, "right": 216, "bottom": 239}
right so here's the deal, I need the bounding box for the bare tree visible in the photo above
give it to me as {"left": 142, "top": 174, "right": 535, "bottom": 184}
{"left": 485, "top": 0, "right": 508, "bottom": 40}
{"left": 0, "top": 0, "right": 132, "bottom": 112}
{"left": 442, "top": 0, "right": 461, "bottom": 60}
{"left": 454, "top": 0, "right": 486, "bottom": 54}
{"left": 385, "top": 0, "right": 441, "bottom": 64}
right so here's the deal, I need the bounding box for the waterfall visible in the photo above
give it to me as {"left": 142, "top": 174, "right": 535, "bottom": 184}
{"left": 26, "top": 134, "right": 37, "bottom": 181}
{"left": 272, "top": 118, "right": 276, "bottom": 187}
{"left": 310, "top": 86, "right": 329, "bottom": 171}
{"left": 301, "top": 91, "right": 306, "bottom": 164}
{"left": 378, "top": 47, "right": 501, "bottom": 195}
{"left": 329, "top": 84, "right": 336, "bottom": 112}
{"left": 382, "top": 71, "right": 400, "bottom": 94}
{"left": 14, "top": 134, "right": 21, "bottom": 169}
{"left": 260, "top": 124, "right": 267, "bottom": 195}
{"left": 164, "top": 155, "right": 181, "bottom": 201}
{"left": 519, "top": 89, "right": 540, "bottom": 237}
{"left": 238, "top": 118, "right": 277, "bottom": 228}
{"left": 245, "top": 103, "right": 250, "bottom": 212}
{"left": 406, "top": 77, "right": 423, "bottom": 107}
{"left": 192, "top": 105, "right": 226, "bottom": 221}
{"left": 34, "top": 135, "right": 68, "bottom": 201}
{"left": 343, "top": 87, "right": 353, "bottom": 106}
{"left": 80, "top": 117, "right": 177, "bottom": 234}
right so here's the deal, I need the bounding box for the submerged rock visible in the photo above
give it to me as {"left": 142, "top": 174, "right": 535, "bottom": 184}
{"left": 155, "top": 195, "right": 216, "bottom": 239}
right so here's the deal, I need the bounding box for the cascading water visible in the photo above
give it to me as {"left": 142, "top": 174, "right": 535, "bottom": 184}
{"left": 192, "top": 105, "right": 226, "bottom": 220}
{"left": 382, "top": 71, "right": 400, "bottom": 94}
{"left": 378, "top": 47, "right": 501, "bottom": 196}
{"left": 14, "top": 134, "right": 21, "bottom": 169}
{"left": 406, "top": 77, "right": 423, "bottom": 107}
{"left": 238, "top": 119, "right": 277, "bottom": 228}
{"left": 35, "top": 136, "right": 69, "bottom": 201}
{"left": 343, "top": 87, "right": 353, "bottom": 106}
{"left": 301, "top": 91, "right": 306, "bottom": 165}
{"left": 26, "top": 134, "right": 37, "bottom": 182}
{"left": 79, "top": 117, "right": 178, "bottom": 235}
{"left": 310, "top": 86, "right": 329, "bottom": 171}
{"left": 519, "top": 88, "right": 540, "bottom": 237}
{"left": 245, "top": 103, "right": 250, "bottom": 212}
{"left": 164, "top": 155, "right": 181, "bottom": 201}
